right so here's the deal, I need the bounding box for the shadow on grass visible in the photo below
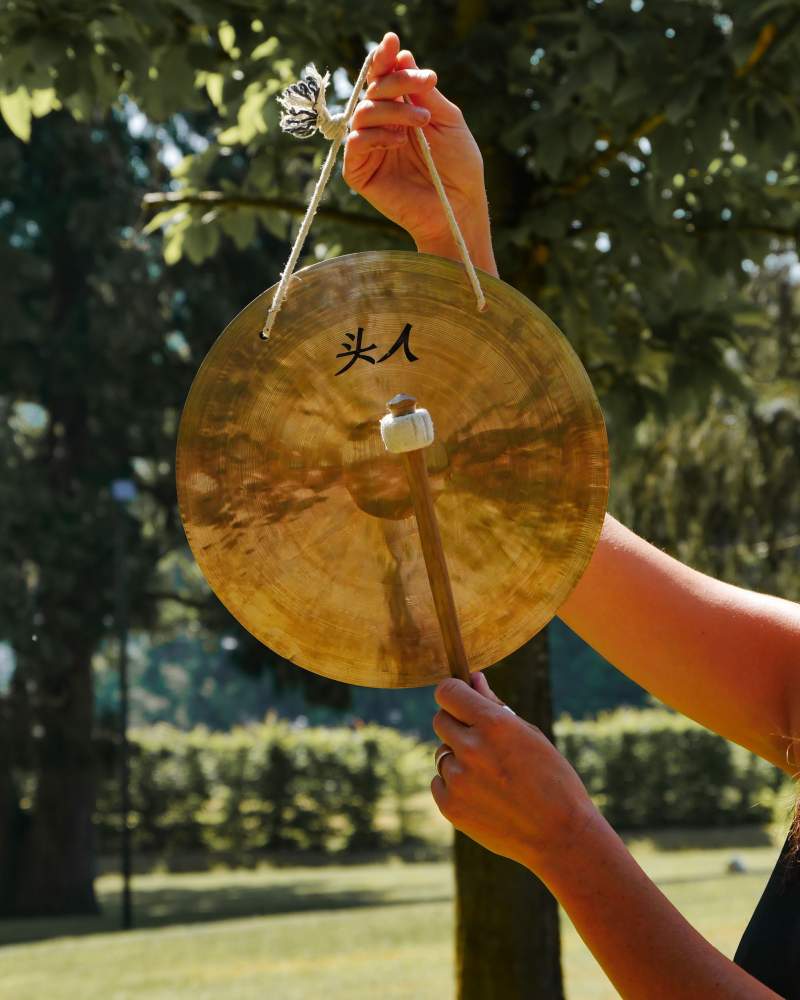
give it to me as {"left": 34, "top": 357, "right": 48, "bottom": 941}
{"left": 620, "top": 825, "right": 775, "bottom": 851}
{"left": 0, "top": 873, "right": 452, "bottom": 949}
{"left": 1, "top": 827, "right": 778, "bottom": 949}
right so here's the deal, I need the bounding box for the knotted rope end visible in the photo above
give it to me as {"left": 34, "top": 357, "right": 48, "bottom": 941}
{"left": 277, "top": 64, "right": 348, "bottom": 143}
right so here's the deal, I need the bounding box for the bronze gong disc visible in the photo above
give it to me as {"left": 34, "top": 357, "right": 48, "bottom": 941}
{"left": 177, "top": 251, "right": 608, "bottom": 688}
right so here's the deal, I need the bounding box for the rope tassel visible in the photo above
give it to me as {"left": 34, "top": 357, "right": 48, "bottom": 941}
{"left": 276, "top": 65, "right": 348, "bottom": 142}
{"left": 260, "top": 49, "right": 486, "bottom": 342}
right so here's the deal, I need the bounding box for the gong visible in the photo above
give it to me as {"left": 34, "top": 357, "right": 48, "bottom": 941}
{"left": 177, "top": 251, "right": 608, "bottom": 688}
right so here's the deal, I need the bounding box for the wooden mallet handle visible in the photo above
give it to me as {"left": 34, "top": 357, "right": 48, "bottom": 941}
{"left": 381, "top": 394, "right": 470, "bottom": 684}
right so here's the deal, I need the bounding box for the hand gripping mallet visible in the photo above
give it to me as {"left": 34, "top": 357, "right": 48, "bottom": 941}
{"left": 380, "top": 393, "right": 471, "bottom": 684}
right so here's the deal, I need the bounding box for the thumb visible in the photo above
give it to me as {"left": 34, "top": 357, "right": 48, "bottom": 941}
{"left": 395, "top": 49, "right": 463, "bottom": 123}
{"left": 469, "top": 670, "right": 504, "bottom": 705}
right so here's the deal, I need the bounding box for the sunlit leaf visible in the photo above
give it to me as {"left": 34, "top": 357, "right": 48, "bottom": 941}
{"left": 218, "top": 22, "right": 235, "bottom": 55}
{"left": 251, "top": 37, "right": 279, "bottom": 61}
{"left": 220, "top": 210, "right": 257, "bottom": 250}
{"left": 205, "top": 72, "right": 224, "bottom": 109}
{"left": 142, "top": 208, "right": 183, "bottom": 236}
{"left": 0, "top": 88, "right": 31, "bottom": 141}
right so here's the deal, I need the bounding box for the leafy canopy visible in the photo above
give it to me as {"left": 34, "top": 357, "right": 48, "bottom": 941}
{"left": 2, "top": 0, "right": 800, "bottom": 433}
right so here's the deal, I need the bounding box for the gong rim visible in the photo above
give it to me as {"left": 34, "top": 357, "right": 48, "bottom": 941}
{"left": 177, "top": 251, "right": 609, "bottom": 688}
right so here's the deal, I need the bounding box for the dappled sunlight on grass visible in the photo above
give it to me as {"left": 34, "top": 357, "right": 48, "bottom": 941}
{"left": 0, "top": 828, "right": 789, "bottom": 999}
{"left": 0, "top": 861, "right": 453, "bottom": 947}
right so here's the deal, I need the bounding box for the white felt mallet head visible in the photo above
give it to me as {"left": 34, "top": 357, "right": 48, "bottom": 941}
{"left": 380, "top": 393, "right": 435, "bottom": 453}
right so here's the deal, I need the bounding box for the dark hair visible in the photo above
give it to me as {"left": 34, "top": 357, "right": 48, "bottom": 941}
{"left": 789, "top": 795, "right": 800, "bottom": 862}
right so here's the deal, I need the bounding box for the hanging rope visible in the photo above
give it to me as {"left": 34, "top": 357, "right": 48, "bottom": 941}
{"left": 399, "top": 93, "right": 486, "bottom": 314}
{"left": 260, "top": 53, "right": 487, "bottom": 341}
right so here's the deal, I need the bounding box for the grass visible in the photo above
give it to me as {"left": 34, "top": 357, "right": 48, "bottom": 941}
{"left": 0, "top": 826, "right": 787, "bottom": 1000}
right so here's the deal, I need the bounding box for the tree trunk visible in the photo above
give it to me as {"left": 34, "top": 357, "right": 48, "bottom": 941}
{"left": 4, "top": 116, "right": 100, "bottom": 917}
{"left": 12, "top": 641, "right": 98, "bottom": 916}
{"left": 0, "top": 698, "right": 25, "bottom": 915}
{"left": 454, "top": 628, "right": 564, "bottom": 1000}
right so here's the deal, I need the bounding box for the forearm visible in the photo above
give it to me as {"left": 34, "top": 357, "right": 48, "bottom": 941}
{"left": 534, "top": 808, "right": 782, "bottom": 1000}
{"left": 558, "top": 513, "right": 799, "bottom": 768}
{"left": 421, "top": 219, "right": 797, "bottom": 763}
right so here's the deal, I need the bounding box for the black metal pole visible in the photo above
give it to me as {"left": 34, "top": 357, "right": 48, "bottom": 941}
{"left": 114, "top": 498, "right": 133, "bottom": 930}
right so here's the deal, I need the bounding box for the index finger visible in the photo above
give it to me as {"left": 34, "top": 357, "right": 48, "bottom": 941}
{"left": 434, "top": 677, "right": 503, "bottom": 726}
{"left": 365, "top": 68, "right": 437, "bottom": 102}
{"left": 367, "top": 32, "right": 400, "bottom": 85}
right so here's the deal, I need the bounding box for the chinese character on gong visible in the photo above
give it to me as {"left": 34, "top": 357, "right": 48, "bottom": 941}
{"left": 334, "top": 323, "right": 419, "bottom": 376}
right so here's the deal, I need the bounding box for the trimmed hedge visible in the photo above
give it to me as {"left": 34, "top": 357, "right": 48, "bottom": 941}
{"left": 95, "top": 709, "right": 794, "bottom": 861}
{"left": 95, "top": 722, "right": 432, "bottom": 858}
{"left": 558, "top": 708, "right": 789, "bottom": 829}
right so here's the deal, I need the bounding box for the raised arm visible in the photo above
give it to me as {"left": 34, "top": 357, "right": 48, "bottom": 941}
{"left": 559, "top": 514, "right": 800, "bottom": 773}
{"left": 346, "top": 33, "right": 800, "bottom": 774}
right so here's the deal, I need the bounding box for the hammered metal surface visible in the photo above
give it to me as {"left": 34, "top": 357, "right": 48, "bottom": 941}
{"left": 177, "top": 251, "right": 609, "bottom": 687}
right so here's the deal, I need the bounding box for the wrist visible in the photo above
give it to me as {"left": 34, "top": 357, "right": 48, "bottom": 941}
{"left": 414, "top": 215, "right": 498, "bottom": 278}
{"left": 523, "top": 798, "right": 611, "bottom": 885}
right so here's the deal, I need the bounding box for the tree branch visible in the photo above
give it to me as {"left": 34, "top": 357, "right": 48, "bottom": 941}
{"left": 556, "top": 19, "right": 786, "bottom": 198}
{"left": 573, "top": 218, "right": 799, "bottom": 243}
{"left": 141, "top": 191, "right": 400, "bottom": 234}
{"left": 734, "top": 21, "right": 777, "bottom": 79}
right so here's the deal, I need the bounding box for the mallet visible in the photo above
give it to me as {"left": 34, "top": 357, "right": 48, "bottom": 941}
{"left": 380, "top": 393, "right": 471, "bottom": 683}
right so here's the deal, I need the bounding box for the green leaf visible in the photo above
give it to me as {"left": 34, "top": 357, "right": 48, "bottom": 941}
{"left": 551, "top": 66, "right": 587, "bottom": 115}
{"left": 570, "top": 117, "right": 595, "bottom": 154}
{"left": 0, "top": 88, "right": 31, "bottom": 141}
{"left": 142, "top": 208, "right": 182, "bottom": 236}
{"left": 236, "top": 85, "right": 268, "bottom": 143}
{"left": 590, "top": 47, "right": 617, "bottom": 93}
{"left": 205, "top": 72, "right": 224, "bottom": 109}
{"left": 612, "top": 76, "right": 647, "bottom": 108}
{"left": 688, "top": 94, "right": 728, "bottom": 166}
{"left": 221, "top": 210, "right": 257, "bottom": 250}
{"left": 29, "top": 88, "right": 57, "bottom": 118}
{"left": 665, "top": 80, "right": 704, "bottom": 125}
{"left": 251, "top": 37, "right": 279, "bottom": 61}
{"left": 536, "top": 130, "right": 567, "bottom": 179}
{"left": 653, "top": 125, "right": 687, "bottom": 177}
{"left": 93, "top": 12, "right": 143, "bottom": 43}
{"left": 183, "top": 222, "right": 220, "bottom": 265}
{"left": 155, "top": 51, "right": 196, "bottom": 109}
{"left": 218, "top": 23, "right": 236, "bottom": 55}
{"left": 163, "top": 227, "right": 185, "bottom": 265}
{"left": 217, "top": 125, "right": 241, "bottom": 145}
{"left": 30, "top": 37, "right": 65, "bottom": 70}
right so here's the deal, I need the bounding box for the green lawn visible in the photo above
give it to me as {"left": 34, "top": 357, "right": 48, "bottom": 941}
{"left": 0, "top": 827, "right": 784, "bottom": 1000}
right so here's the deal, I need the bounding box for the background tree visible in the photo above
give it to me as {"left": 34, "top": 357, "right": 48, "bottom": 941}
{"left": 0, "top": 111, "right": 290, "bottom": 913}
{"left": 2, "top": 3, "right": 800, "bottom": 998}
{"left": 615, "top": 256, "right": 800, "bottom": 601}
